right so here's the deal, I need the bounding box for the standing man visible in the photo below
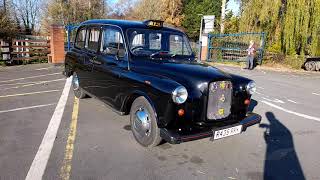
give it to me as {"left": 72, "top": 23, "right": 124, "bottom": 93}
{"left": 245, "top": 40, "right": 256, "bottom": 70}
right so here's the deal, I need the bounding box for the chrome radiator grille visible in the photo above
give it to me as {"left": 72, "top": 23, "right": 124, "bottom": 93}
{"left": 207, "top": 81, "right": 232, "bottom": 120}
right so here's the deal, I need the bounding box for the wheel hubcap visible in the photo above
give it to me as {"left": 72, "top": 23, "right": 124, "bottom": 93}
{"left": 73, "top": 75, "right": 79, "bottom": 91}
{"left": 134, "top": 107, "right": 151, "bottom": 137}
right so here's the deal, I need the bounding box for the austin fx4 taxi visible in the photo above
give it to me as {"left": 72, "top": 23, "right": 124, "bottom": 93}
{"left": 64, "top": 19, "right": 262, "bottom": 147}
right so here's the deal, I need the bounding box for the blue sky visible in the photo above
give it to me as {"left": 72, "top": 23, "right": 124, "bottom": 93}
{"left": 227, "top": 0, "right": 240, "bottom": 15}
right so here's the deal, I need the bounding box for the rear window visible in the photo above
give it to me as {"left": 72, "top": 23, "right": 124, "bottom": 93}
{"left": 86, "top": 27, "right": 100, "bottom": 52}
{"left": 75, "top": 28, "right": 86, "bottom": 49}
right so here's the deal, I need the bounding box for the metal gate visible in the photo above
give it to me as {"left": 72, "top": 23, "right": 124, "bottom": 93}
{"left": 207, "top": 32, "right": 266, "bottom": 65}
{"left": 65, "top": 24, "right": 79, "bottom": 51}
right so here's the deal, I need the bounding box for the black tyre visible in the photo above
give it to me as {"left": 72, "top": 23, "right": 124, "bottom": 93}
{"left": 130, "top": 96, "right": 162, "bottom": 147}
{"left": 72, "top": 72, "right": 86, "bottom": 99}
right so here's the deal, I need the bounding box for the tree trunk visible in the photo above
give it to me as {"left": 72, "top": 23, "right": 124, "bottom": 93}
{"left": 220, "top": 0, "right": 227, "bottom": 34}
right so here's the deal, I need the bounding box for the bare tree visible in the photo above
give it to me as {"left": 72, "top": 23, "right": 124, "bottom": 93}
{"left": 13, "top": 0, "right": 41, "bottom": 34}
{"left": 0, "top": 0, "right": 18, "bottom": 38}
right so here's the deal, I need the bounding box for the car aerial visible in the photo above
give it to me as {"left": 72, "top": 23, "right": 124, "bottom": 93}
{"left": 64, "top": 19, "right": 262, "bottom": 147}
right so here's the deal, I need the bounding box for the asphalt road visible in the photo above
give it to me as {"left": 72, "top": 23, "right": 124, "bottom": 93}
{"left": 0, "top": 63, "right": 319, "bottom": 180}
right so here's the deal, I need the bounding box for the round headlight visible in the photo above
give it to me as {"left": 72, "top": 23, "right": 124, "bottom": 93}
{"left": 246, "top": 81, "right": 256, "bottom": 95}
{"left": 172, "top": 86, "right": 188, "bottom": 104}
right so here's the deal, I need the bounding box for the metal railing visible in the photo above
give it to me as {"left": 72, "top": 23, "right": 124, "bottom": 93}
{"left": 207, "top": 32, "right": 266, "bottom": 65}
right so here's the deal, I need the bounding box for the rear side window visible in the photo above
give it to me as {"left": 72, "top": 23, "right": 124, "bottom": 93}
{"left": 86, "top": 27, "right": 100, "bottom": 52}
{"left": 75, "top": 28, "right": 86, "bottom": 49}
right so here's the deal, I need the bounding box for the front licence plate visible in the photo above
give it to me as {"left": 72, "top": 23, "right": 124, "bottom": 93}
{"left": 213, "top": 125, "right": 242, "bottom": 140}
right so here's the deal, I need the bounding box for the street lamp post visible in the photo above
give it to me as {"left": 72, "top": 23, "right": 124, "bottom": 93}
{"left": 198, "top": 14, "right": 203, "bottom": 61}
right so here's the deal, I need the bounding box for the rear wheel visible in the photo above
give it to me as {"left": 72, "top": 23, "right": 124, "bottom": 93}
{"left": 305, "top": 61, "right": 316, "bottom": 71}
{"left": 72, "top": 72, "right": 86, "bottom": 99}
{"left": 130, "top": 96, "right": 162, "bottom": 147}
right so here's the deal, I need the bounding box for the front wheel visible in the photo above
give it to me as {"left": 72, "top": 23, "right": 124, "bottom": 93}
{"left": 130, "top": 96, "right": 162, "bottom": 147}
{"left": 72, "top": 72, "right": 86, "bottom": 99}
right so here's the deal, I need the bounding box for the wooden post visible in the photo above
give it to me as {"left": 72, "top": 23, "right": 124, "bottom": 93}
{"left": 49, "top": 25, "right": 65, "bottom": 64}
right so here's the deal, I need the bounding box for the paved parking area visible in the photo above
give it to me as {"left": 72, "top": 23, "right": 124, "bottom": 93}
{"left": 0, "top": 64, "right": 67, "bottom": 179}
{"left": 0, "top": 64, "right": 320, "bottom": 180}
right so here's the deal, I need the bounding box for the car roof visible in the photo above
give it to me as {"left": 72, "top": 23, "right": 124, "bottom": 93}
{"left": 80, "top": 19, "right": 183, "bottom": 33}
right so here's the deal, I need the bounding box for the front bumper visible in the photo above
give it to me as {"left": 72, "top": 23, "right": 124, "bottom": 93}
{"left": 160, "top": 113, "right": 261, "bottom": 144}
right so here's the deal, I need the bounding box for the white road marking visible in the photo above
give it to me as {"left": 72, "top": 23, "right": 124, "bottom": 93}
{"left": 0, "top": 78, "right": 64, "bottom": 87}
{"left": 0, "top": 73, "right": 60, "bottom": 83}
{"left": 0, "top": 79, "right": 65, "bottom": 90}
{"left": 35, "top": 67, "right": 52, "bottom": 71}
{"left": 256, "top": 91, "right": 269, "bottom": 97}
{"left": 0, "top": 89, "right": 60, "bottom": 98}
{"left": 261, "top": 100, "right": 320, "bottom": 122}
{"left": 0, "top": 103, "right": 55, "bottom": 114}
{"left": 274, "top": 98, "right": 285, "bottom": 104}
{"left": 287, "top": 99, "right": 298, "bottom": 104}
{"left": 262, "top": 97, "right": 273, "bottom": 101}
{"left": 312, "top": 92, "right": 320, "bottom": 96}
{"left": 0, "top": 82, "right": 34, "bottom": 87}
{"left": 262, "top": 97, "right": 285, "bottom": 104}
{"left": 257, "top": 86, "right": 265, "bottom": 89}
{"left": 25, "top": 77, "right": 72, "bottom": 180}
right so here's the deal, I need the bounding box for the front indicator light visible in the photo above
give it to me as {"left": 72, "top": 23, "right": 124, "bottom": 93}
{"left": 178, "top": 109, "right": 185, "bottom": 116}
{"left": 244, "top": 99, "right": 251, "bottom": 105}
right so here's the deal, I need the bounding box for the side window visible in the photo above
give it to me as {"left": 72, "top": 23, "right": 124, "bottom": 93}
{"left": 169, "top": 34, "right": 192, "bottom": 56}
{"left": 100, "top": 27, "right": 126, "bottom": 58}
{"left": 75, "top": 28, "right": 86, "bottom": 49}
{"left": 86, "top": 27, "right": 100, "bottom": 52}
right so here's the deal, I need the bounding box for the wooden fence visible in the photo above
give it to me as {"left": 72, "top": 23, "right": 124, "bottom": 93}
{"left": 0, "top": 37, "right": 50, "bottom": 64}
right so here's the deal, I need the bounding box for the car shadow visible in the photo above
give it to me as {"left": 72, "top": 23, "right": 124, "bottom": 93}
{"left": 260, "top": 112, "right": 305, "bottom": 180}
{"left": 248, "top": 99, "right": 258, "bottom": 112}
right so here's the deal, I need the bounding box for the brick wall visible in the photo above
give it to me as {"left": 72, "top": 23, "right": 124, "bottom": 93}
{"left": 49, "top": 25, "right": 65, "bottom": 64}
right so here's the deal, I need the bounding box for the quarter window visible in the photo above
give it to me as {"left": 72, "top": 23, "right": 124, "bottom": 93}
{"left": 75, "top": 28, "right": 86, "bottom": 49}
{"left": 86, "top": 27, "right": 100, "bottom": 52}
{"left": 100, "top": 27, "right": 126, "bottom": 58}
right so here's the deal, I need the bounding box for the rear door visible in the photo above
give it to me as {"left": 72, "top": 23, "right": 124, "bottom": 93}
{"left": 83, "top": 26, "right": 101, "bottom": 96}
{"left": 73, "top": 26, "right": 92, "bottom": 92}
{"left": 92, "top": 25, "right": 128, "bottom": 110}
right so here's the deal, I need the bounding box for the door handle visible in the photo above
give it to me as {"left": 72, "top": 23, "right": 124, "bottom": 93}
{"left": 105, "top": 61, "right": 117, "bottom": 66}
{"left": 89, "top": 56, "right": 102, "bottom": 65}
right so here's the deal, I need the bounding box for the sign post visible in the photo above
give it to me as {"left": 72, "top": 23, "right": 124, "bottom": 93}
{"left": 199, "top": 15, "right": 215, "bottom": 61}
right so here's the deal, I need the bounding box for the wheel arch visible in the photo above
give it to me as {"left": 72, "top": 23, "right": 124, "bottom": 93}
{"left": 122, "top": 90, "right": 158, "bottom": 118}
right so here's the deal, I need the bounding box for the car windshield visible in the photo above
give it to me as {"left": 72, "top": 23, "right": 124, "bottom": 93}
{"left": 127, "top": 29, "right": 193, "bottom": 58}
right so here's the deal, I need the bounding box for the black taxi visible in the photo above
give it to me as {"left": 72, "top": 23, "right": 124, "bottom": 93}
{"left": 64, "top": 19, "right": 261, "bottom": 147}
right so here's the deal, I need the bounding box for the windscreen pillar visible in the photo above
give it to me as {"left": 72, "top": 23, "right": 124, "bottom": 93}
{"left": 49, "top": 25, "right": 65, "bottom": 64}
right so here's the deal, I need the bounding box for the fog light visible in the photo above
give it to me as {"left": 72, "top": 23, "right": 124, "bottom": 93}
{"left": 178, "top": 109, "right": 185, "bottom": 116}
{"left": 244, "top": 99, "right": 251, "bottom": 105}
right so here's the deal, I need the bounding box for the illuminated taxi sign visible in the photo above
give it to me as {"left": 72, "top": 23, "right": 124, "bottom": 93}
{"left": 144, "top": 20, "right": 164, "bottom": 28}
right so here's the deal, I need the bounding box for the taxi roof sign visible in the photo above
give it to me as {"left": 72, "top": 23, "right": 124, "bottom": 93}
{"left": 144, "top": 20, "right": 164, "bottom": 28}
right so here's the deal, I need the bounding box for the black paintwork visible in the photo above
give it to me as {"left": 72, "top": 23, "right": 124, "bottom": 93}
{"left": 65, "top": 19, "right": 261, "bottom": 143}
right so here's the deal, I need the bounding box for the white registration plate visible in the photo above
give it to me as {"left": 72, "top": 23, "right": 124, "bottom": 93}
{"left": 213, "top": 125, "right": 242, "bottom": 140}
